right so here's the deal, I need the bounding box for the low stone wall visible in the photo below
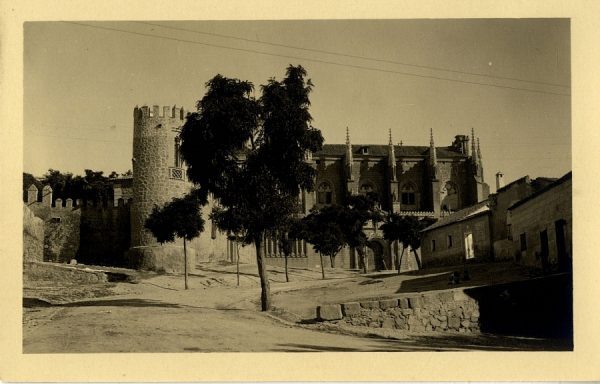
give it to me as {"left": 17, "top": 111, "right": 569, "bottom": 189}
{"left": 317, "top": 289, "right": 480, "bottom": 333}
{"left": 24, "top": 262, "right": 108, "bottom": 284}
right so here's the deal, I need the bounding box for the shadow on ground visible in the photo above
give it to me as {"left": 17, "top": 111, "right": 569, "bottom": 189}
{"left": 274, "top": 332, "right": 572, "bottom": 352}
{"left": 24, "top": 297, "right": 185, "bottom": 308}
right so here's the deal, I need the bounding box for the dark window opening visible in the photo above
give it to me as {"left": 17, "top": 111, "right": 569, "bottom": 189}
{"left": 401, "top": 192, "right": 416, "bottom": 205}
{"left": 447, "top": 235, "right": 453, "bottom": 248}
{"left": 317, "top": 182, "right": 333, "bottom": 205}
{"left": 431, "top": 239, "right": 436, "bottom": 252}
{"left": 520, "top": 233, "right": 527, "bottom": 251}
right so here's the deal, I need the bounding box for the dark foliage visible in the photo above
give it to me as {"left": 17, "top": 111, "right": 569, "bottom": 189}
{"left": 179, "top": 65, "right": 323, "bottom": 310}
{"left": 144, "top": 192, "right": 205, "bottom": 243}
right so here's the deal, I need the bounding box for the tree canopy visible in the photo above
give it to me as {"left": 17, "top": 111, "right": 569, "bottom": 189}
{"left": 179, "top": 65, "right": 324, "bottom": 310}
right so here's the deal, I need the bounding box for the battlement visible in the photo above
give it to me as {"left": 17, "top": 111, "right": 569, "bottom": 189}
{"left": 134, "top": 105, "right": 186, "bottom": 121}
{"left": 25, "top": 184, "right": 133, "bottom": 210}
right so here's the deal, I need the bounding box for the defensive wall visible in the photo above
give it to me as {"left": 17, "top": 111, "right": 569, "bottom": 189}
{"left": 25, "top": 184, "right": 132, "bottom": 266}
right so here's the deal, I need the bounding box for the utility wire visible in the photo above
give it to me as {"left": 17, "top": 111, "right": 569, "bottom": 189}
{"left": 135, "top": 20, "right": 569, "bottom": 89}
{"left": 61, "top": 21, "right": 570, "bottom": 97}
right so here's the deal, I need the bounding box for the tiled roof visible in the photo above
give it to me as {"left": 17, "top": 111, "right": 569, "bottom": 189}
{"left": 422, "top": 200, "right": 491, "bottom": 232}
{"left": 314, "top": 144, "right": 467, "bottom": 159}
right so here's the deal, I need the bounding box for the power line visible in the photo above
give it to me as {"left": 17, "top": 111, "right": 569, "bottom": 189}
{"left": 27, "top": 132, "right": 133, "bottom": 144}
{"left": 61, "top": 21, "right": 570, "bottom": 97}
{"left": 135, "top": 20, "right": 569, "bottom": 89}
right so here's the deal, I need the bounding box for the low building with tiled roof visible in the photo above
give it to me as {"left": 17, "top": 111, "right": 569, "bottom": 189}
{"left": 420, "top": 171, "right": 570, "bottom": 268}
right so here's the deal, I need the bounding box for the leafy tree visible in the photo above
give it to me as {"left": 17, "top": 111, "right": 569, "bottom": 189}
{"left": 381, "top": 214, "right": 430, "bottom": 271}
{"left": 276, "top": 217, "right": 302, "bottom": 283}
{"left": 180, "top": 65, "right": 323, "bottom": 311}
{"left": 297, "top": 205, "right": 347, "bottom": 279}
{"left": 144, "top": 191, "right": 206, "bottom": 289}
{"left": 340, "top": 193, "right": 381, "bottom": 274}
{"left": 381, "top": 213, "right": 409, "bottom": 274}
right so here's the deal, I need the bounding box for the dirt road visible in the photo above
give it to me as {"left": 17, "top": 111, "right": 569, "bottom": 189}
{"left": 23, "top": 262, "right": 568, "bottom": 352}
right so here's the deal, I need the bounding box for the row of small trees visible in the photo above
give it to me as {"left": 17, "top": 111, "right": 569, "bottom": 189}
{"left": 143, "top": 65, "right": 428, "bottom": 311}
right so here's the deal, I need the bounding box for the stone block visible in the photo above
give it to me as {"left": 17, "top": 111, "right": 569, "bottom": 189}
{"left": 341, "top": 302, "right": 361, "bottom": 317}
{"left": 401, "top": 308, "right": 413, "bottom": 316}
{"left": 448, "top": 316, "right": 461, "bottom": 329}
{"left": 430, "top": 317, "right": 441, "bottom": 327}
{"left": 368, "top": 322, "right": 380, "bottom": 328}
{"left": 439, "top": 291, "right": 455, "bottom": 302}
{"left": 461, "top": 320, "right": 471, "bottom": 328}
{"left": 395, "top": 317, "right": 407, "bottom": 329}
{"left": 441, "top": 321, "right": 448, "bottom": 329}
{"left": 426, "top": 324, "right": 433, "bottom": 332}
{"left": 422, "top": 294, "right": 441, "bottom": 307}
{"left": 408, "top": 296, "right": 422, "bottom": 309}
{"left": 399, "top": 298, "right": 410, "bottom": 309}
{"left": 360, "top": 300, "right": 379, "bottom": 309}
{"left": 453, "top": 290, "right": 470, "bottom": 302}
{"left": 382, "top": 318, "right": 395, "bottom": 329}
{"left": 410, "top": 324, "right": 426, "bottom": 332}
{"left": 379, "top": 299, "right": 399, "bottom": 309}
{"left": 435, "top": 315, "right": 447, "bottom": 322}
{"left": 317, "top": 304, "right": 343, "bottom": 321}
{"left": 470, "top": 314, "right": 480, "bottom": 322}
{"left": 451, "top": 307, "right": 463, "bottom": 318}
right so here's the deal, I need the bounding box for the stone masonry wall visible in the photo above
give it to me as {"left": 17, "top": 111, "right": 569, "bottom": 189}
{"left": 23, "top": 204, "right": 44, "bottom": 262}
{"left": 317, "top": 289, "right": 480, "bottom": 333}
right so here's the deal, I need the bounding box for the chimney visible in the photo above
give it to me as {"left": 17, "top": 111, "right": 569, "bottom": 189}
{"left": 496, "top": 172, "right": 504, "bottom": 190}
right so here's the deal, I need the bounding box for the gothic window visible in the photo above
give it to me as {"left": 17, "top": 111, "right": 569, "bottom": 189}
{"left": 400, "top": 183, "right": 417, "bottom": 206}
{"left": 317, "top": 182, "right": 333, "bottom": 205}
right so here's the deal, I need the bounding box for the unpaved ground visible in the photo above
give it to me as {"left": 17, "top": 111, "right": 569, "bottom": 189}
{"left": 23, "top": 261, "right": 568, "bottom": 352}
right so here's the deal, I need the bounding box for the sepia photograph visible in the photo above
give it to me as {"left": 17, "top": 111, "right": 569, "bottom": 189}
{"left": 21, "top": 18, "right": 573, "bottom": 353}
{"left": 3, "top": 1, "right": 599, "bottom": 381}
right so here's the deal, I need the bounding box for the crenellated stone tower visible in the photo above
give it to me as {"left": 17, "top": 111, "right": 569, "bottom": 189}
{"left": 127, "top": 105, "right": 193, "bottom": 272}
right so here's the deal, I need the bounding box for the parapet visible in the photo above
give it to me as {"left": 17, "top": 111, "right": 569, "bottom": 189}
{"left": 24, "top": 184, "right": 133, "bottom": 210}
{"left": 134, "top": 104, "right": 186, "bottom": 121}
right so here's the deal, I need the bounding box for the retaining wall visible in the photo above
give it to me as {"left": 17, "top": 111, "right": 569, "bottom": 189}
{"left": 318, "top": 289, "right": 480, "bottom": 333}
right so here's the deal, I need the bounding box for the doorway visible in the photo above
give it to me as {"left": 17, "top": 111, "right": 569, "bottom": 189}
{"left": 464, "top": 233, "right": 474, "bottom": 260}
{"left": 555, "top": 219, "right": 570, "bottom": 271}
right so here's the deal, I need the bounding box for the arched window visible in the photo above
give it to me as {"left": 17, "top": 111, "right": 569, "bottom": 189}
{"left": 359, "top": 182, "right": 374, "bottom": 195}
{"left": 441, "top": 181, "right": 459, "bottom": 211}
{"left": 174, "top": 137, "right": 182, "bottom": 168}
{"left": 400, "top": 183, "right": 417, "bottom": 206}
{"left": 317, "top": 182, "right": 333, "bottom": 205}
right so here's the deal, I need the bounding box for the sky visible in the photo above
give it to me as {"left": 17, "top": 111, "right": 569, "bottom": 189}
{"left": 23, "top": 19, "right": 571, "bottom": 192}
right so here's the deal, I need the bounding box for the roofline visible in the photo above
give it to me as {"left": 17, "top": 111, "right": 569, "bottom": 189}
{"left": 508, "top": 171, "right": 572, "bottom": 211}
{"left": 421, "top": 208, "right": 491, "bottom": 233}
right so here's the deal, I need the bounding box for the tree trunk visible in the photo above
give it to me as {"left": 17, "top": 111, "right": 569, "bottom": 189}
{"left": 397, "top": 246, "right": 405, "bottom": 275}
{"left": 284, "top": 253, "right": 289, "bottom": 282}
{"left": 330, "top": 254, "right": 336, "bottom": 268}
{"left": 236, "top": 241, "right": 240, "bottom": 287}
{"left": 255, "top": 235, "right": 271, "bottom": 311}
{"left": 183, "top": 238, "right": 189, "bottom": 290}
{"left": 319, "top": 252, "right": 325, "bottom": 280}
{"left": 358, "top": 247, "right": 367, "bottom": 274}
{"left": 413, "top": 247, "right": 422, "bottom": 270}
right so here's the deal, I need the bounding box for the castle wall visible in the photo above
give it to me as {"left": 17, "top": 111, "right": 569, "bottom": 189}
{"left": 128, "top": 105, "right": 194, "bottom": 272}
{"left": 28, "top": 201, "right": 81, "bottom": 263}
{"left": 78, "top": 202, "right": 131, "bottom": 266}
{"left": 23, "top": 204, "right": 44, "bottom": 262}
{"left": 131, "top": 105, "right": 190, "bottom": 247}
